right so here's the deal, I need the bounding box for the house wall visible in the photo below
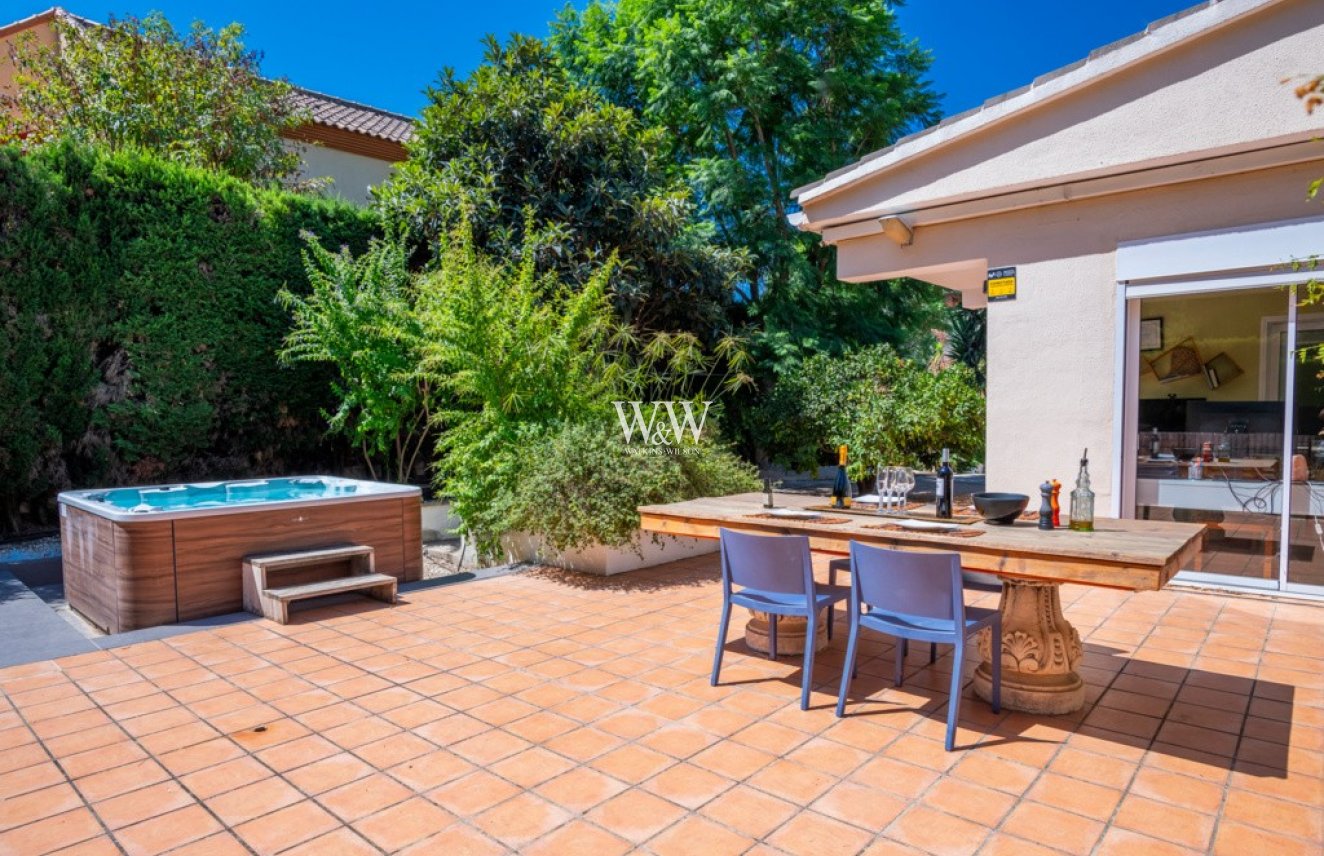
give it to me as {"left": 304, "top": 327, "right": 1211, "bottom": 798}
{"left": 287, "top": 141, "right": 395, "bottom": 206}
{"left": 0, "top": 13, "right": 57, "bottom": 104}
{"left": 831, "top": 159, "right": 1323, "bottom": 511}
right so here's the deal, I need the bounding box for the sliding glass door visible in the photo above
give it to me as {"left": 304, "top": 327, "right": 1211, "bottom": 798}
{"left": 1132, "top": 287, "right": 1286, "bottom": 589}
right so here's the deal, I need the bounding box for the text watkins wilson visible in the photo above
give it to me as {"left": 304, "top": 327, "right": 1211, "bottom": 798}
{"left": 613, "top": 401, "right": 712, "bottom": 452}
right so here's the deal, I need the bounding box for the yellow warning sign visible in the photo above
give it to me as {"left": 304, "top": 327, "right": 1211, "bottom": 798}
{"left": 985, "top": 267, "right": 1016, "bottom": 301}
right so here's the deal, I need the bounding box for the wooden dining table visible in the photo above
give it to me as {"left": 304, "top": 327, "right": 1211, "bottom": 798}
{"left": 638, "top": 492, "right": 1204, "bottom": 714}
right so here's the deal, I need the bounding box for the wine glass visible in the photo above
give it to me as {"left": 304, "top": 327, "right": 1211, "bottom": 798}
{"left": 895, "top": 467, "right": 916, "bottom": 512}
{"left": 875, "top": 466, "right": 894, "bottom": 515}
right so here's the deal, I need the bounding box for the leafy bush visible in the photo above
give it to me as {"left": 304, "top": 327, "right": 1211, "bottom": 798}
{"left": 0, "top": 142, "right": 376, "bottom": 530}
{"left": 2, "top": 12, "right": 304, "bottom": 184}
{"left": 757, "top": 345, "right": 985, "bottom": 477}
{"left": 409, "top": 221, "right": 755, "bottom": 555}
{"left": 511, "top": 422, "right": 758, "bottom": 555}
{"left": 279, "top": 232, "right": 430, "bottom": 483}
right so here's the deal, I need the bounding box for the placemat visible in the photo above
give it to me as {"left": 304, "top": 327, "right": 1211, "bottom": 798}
{"left": 745, "top": 513, "right": 851, "bottom": 525}
{"left": 862, "top": 523, "right": 986, "bottom": 538}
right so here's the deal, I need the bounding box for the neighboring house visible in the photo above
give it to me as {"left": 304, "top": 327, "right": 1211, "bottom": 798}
{"left": 0, "top": 7, "right": 412, "bottom": 204}
{"left": 793, "top": 0, "right": 1324, "bottom": 598}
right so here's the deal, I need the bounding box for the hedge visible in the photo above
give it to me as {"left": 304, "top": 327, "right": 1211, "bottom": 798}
{"left": 0, "top": 143, "right": 379, "bottom": 530}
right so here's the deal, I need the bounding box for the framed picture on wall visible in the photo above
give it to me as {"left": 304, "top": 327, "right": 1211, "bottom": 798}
{"left": 1140, "top": 317, "right": 1164, "bottom": 351}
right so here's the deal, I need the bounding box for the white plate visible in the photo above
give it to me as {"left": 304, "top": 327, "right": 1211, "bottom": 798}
{"left": 893, "top": 519, "right": 959, "bottom": 532}
{"left": 766, "top": 509, "right": 824, "bottom": 519}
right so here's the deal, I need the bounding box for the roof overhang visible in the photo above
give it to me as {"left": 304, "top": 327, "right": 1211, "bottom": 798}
{"left": 793, "top": 0, "right": 1293, "bottom": 209}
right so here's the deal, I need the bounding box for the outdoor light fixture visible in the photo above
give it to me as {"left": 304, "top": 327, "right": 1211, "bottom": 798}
{"left": 879, "top": 215, "right": 914, "bottom": 246}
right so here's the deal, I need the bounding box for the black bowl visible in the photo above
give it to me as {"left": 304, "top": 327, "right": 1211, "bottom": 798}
{"left": 972, "top": 492, "right": 1030, "bottom": 525}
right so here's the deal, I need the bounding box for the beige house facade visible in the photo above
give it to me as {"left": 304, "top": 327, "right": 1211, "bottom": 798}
{"left": 0, "top": 8, "right": 412, "bottom": 204}
{"left": 794, "top": 0, "right": 1324, "bottom": 597}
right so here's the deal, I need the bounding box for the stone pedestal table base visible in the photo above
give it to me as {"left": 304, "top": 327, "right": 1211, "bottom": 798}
{"left": 744, "top": 610, "right": 829, "bottom": 656}
{"left": 972, "top": 579, "right": 1085, "bottom": 715}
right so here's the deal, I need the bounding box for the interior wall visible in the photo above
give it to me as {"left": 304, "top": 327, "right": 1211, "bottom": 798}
{"left": 1138, "top": 289, "right": 1287, "bottom": 401}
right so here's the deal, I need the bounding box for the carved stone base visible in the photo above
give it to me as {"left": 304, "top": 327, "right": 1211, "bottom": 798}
{"left": 744, "top": 610, "right": 829, "bottom": 656}
{"left": 972, "top": 580, "right": 1085, "bottom": 715}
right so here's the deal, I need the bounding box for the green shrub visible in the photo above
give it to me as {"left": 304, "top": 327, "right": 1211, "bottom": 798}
{"left": 0, "top": 142, "right": 377, "bottom": 529}
{"left": 757, "top": 344, "right": 985, "bottom": 477}
{"left": 510, "top": 422, "right": 758, "bottom": 555}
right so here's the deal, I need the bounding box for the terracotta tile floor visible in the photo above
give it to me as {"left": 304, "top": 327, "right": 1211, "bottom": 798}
{"left": 1, "top": 555, "right": 1322, "bottom": 855}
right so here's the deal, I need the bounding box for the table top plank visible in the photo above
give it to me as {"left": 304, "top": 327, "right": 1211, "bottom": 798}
{"left": 639, "top": 493, "right": 1205, "bottom": 592}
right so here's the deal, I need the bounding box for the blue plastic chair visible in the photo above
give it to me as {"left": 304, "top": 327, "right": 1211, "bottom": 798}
{"left": 711, "top": 528, "right": 852, "bottom": 710}
{"left": 835, "top": 542, "right": 1001, "bottom": 750}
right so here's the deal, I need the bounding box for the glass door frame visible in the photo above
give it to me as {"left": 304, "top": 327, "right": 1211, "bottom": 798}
{"left": 1119, "top": 277, "right": 1324, "bottom": 597}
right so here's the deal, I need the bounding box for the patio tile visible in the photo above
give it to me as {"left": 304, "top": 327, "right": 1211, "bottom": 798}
{"left": 354, "top": 797, "right": 455, "bottom": 852}
{"left": 91, "top": 780, "right": 194, "bottom": 829}
{"left": 1, "top": 782, "right": 84, "bottom": 832}
{"left": 587, "top": 788, "right": 685, "bottom": 844}
{"left": 388, "top": 749, "right": 475, "bottom": 791}
{"left": 283, "top": 826, "right": 380, "bottom": 856}
{"left": 318, "top": 771, "right": 413, "bottom": 822}
{"left": 1112, "top": 794, "right": 1214, "bottom": 851}
{"left": 534, "top": 766, "right": 629, "bottom": 813}
{"left": 921, "top": 776, "right": 1015, "bottom": 828}
{"left": 768, "top": 810, "right": 875, "bottom": 856}
{"left": 1002, "top": 801, "right": 1106, "bottom": 852}
{"left": 113, "top": 804, "right": 221, "bottom": 856}
{"left": 430, "top": 769, "right": 522, "bottom": 816}
{"left": 0, "top": 808, "right": 104, "bottom": 855}
{"left": 1025, "top": 771, "right": 1125, "bottom": 821}
{"left": 589, "top": 743, "right": 673, "bottom": 784}
{"left": 206, "top": 776, "right": 303, "bottom": 826}
{"left": 811, "top": 779, "right": 909, "bottom": 830}
{"left": 232, "top": 799, "right": 340, "bottom": 853}
{"left": 178, "top": 756, "right": 272, "bottom": 800}
{"left": 700, "top": 784, "right": 799, "bottom": 839}
{"left": 474, "top": 792, "right": 571, "bottom": 848}
{"left": 884, "top": 809, "right": 990, "bottom": 852}
{"left": 1127, "top": 766, "right": 1224, "bottom": 814}
{"left": 451, "top": 728, "right": 532, "bottom": 765}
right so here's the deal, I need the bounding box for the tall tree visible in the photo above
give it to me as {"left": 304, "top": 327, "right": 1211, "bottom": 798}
{"left": 1, "top": 12, "right": 303, "bottom": 184}
{"left": 553, "top": 0, "right": 942, "bottom": 359}
{"left": 375, "top": 35, "right": 745, "bottom": 338}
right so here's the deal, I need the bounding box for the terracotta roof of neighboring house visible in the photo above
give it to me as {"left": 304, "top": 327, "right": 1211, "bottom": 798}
{"left": 290, "top": 87, "right": 413, "bottom": 145}
{"left": 791, "top": 0, "right": 1283, "bottom": 205}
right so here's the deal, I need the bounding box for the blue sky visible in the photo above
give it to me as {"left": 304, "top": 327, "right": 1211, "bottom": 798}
{"left": 43, "top": 1, "right": 1195, "bottom": 118}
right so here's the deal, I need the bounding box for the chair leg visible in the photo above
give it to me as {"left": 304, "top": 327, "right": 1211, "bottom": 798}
{"left": 990, "top": 619, "right": 1002, "bottom": 714}
{"left": 946, "top": 639, "right": 964, "bottom": 751}
{"left": 836, "top": 619, "right": 859, "bottom": 717}
{"left": 711, "top": 600, "right": 731, "bottom": 687}
{"left": 827, "top": 605, "right": 834, "bottom": 640}
{"left": 930, "top": 642, "right": 937, "bottom": 664}
{"left": 768, "top": 614, "right": 778, "bottom": 660}
{"left": 894, "top": 638, "right": 905, "bottom": 688}
{"left": 801, "top": 611, "right": 817, "bottom": 710}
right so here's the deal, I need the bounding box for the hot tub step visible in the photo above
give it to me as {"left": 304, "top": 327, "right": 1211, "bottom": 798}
{"left": 243, "top": 545, "right": 394, "bottom": 624}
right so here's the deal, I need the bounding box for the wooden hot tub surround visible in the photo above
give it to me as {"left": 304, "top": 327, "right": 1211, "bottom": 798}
{"left": 59, "top": 478, "right": 422, "bottom": 634}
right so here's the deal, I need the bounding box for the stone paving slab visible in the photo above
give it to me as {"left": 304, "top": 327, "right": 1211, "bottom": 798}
{"left": 0, "top": 555, "right": 1320, "bottom": 855}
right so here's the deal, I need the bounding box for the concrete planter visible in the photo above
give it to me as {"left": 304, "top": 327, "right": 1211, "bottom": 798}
{"left": 420, "top": 500, "right": 462, "bottom": 541}
{"left": 500, "top": 531, "right": 717, "bottom": 576}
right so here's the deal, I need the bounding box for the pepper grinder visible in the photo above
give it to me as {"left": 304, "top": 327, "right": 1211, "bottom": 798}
{"left": 1039, "top": 480, "right": 1055, "bottom": 530}
{"left": 1050, "top": 479, "right": 1062, "bottom": 528}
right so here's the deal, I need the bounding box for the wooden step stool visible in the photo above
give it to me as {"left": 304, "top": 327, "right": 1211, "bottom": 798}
{"left": 242, "top": 545, "right": 396, "bottom": 624}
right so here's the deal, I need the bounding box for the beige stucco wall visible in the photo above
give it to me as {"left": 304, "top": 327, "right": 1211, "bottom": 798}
{"left": 288, "top": 142, "right": 395, "bottom": 206}
{"left": 837, "top": 159, "right": 1324, "bottom": 513}
{"left": 802, "top": 0, "right": 1323, "bottom": 226}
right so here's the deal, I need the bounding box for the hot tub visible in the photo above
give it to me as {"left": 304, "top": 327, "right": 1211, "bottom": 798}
{"left": 58, "top": 477, "right": 422, "bottom": 633}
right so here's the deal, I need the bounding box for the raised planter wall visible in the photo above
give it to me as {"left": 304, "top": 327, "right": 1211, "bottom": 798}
{"left": 501, "top": 531, "right": 717, "bottom": 576}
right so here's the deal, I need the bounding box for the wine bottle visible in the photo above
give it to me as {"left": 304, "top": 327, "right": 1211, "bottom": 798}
{"left": 831, "top": 445, "right": 852, "bottom": 509}
{"left": 935, "top": 448, "right": 954, "bottom": 519}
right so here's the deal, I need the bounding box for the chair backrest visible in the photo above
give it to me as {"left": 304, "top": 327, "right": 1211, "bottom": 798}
{"left": 718, "top": 528, "right": 813, "bottom": 595}
{"left": 849, "top": 542, "right": 964, "bottom": 622}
